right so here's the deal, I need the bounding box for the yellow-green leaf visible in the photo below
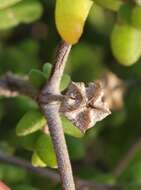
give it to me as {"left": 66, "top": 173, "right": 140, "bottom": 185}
{"left": 60, "top": 74, "right": 71, "bottom": 91}
{"left": 16, "top": 110, "right": 46, "bottom": 136}
{"left": 42, "top": 62, "right": 52, "bottom": 79}
{"left": 18, "top": 132, "right": 40, "bottom": 151}
{"left": 67, "top": 137, "right": 85, "bottom": 160}
{"left": 55, "top": 0, "right": 93, "bottom": 44}
{"left": 13, "top": 0, "right": 43, "bottom": 24}
{"left": 31, "top": 152, "right": 47, "bottom": 167}
{"left": 94, "top": 0, "right": 122, "bottom": 11}
{"left": 111, "top": 24, "right": 141, "bottom": 66}
{"left": 36, "top": 133, "right": 57, "bottom": 168}
{"left": 29, "top": 69, "right": 46, "bottom": 89}
{"left": 62, "top": 116, "right": 83, "bottom": 138}
{"left": 0, "top": 0, "right": 21, "bottom": 9}
{"left": 0, "top": 8, "right": 19, "bottom": 30}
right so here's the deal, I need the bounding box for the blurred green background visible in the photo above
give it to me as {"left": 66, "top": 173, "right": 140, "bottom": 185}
{"left": 1, "top": 0, "right": 141, "bottom": 190}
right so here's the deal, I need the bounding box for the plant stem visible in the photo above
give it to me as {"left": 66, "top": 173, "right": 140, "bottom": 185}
{"left": 0, "top": 151, "right": 60, "bottom": 182}
{"left": 0, "top": 73, "right": 37, "bottom": 98}
{"left": 0, "top": 151, "right": 118, "bottom": 190}
{"left": 39, "top": 41, "right": 75, "bottom": 190}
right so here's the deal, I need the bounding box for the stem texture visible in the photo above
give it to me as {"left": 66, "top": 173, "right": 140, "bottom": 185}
{"left": 39, "top": 41, "right": 75, "bottom": 190}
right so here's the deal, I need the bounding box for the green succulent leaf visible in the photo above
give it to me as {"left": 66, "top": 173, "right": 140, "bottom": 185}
{"left": 16, "top": 110, "right": 46, "bottom": 136}
{"left": 42, "top": 62, "right": 52, "bottom": 79}
{"left": 55, "top": 0, "right": 93, "bottom": 44}
{"left": 111, "top": 23, "right": 141, "bottom": 66}
{"left": 13, "top": 0, "right": 43, "bottom": 24}
{"left": 35, "top": 133, "right": 57, "bottom": 168}
{"left": 43, "top": 62, "right": 71, "bottom": 90}
{"left": 0, "top": 0, "right": 43, "bottom": 30}
{"left": 0, "top": 8, "right": 19, "bottom": 30}
{"left": 0, "top": 164, "right": 26, "bottom": 183}
{"left": 61, "top": 116, "right": 83, "bottom": 138}
{"left": 29, "top": 69, "right": 46, "bottom": 89}
{"left": 60, "top": 74, "right": 71, "bottom": 91}
{"left": 31, "top": 152, "right": 47, "bottom": 167}
{"left": 0, "top": 0, "right": 21, "bottom": 9}
{"left": 67, "top": 136, "right": 85, "bottom": 160}
{"left": 94, "top": 0, "right": 123, "bottom": 11}
{"left": 29, "top": 63, "right": 70, "bottom": 90}
{"left": 18, "top": 131, "right": 40, "bottom": 151}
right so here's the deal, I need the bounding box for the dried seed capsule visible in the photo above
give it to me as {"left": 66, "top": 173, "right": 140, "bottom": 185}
{"left": 55, "top": 0, "right": 93, "bottom": 44}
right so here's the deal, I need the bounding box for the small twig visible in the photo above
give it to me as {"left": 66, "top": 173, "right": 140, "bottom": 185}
{"left": 0, "top": 151, "right": 60, "bottom": 182}
{"left": 38, "top": 41, "right": 75, "bottom": 190}
{"left": 0, "top": 151, "right": 119, "bottom": 190}
{"left": 0, "top": 73, "right": 37, "bottom": 99}
{"left": 76, "top": 180, "right": 119, "bottom": 190}
{"left": 113, "top": 137, "right": 141, "bottom": 177}
{"left": 0, "top": 72, "right": 140, "bottom": 100}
